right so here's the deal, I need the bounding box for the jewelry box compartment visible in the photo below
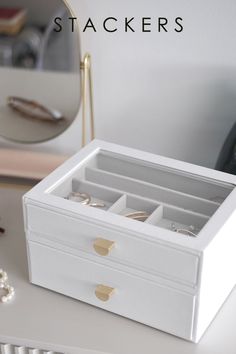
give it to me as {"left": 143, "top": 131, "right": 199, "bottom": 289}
{"left": 49, "top": 149, "right": 234, "bottom": 238}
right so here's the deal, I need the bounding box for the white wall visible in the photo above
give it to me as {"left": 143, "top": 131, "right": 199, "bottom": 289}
{"left": 1, "top": 0, "right": 236, "bottom": 168}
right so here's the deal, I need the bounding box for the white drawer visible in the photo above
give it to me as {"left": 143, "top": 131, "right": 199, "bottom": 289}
{"left": 28, "top": 240, "right": 196, "bottom": 341}
{"left": 26, "top": 204, "right": 199, "bottom": 286}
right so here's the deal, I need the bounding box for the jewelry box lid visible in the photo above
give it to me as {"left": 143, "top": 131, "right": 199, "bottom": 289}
{"left": 23, "top": 139, "right": 236, "bottom": 253}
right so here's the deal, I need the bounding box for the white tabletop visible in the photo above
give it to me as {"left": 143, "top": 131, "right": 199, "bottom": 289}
{"left": 0, "top": 183, "right": 236, "bottom": 354}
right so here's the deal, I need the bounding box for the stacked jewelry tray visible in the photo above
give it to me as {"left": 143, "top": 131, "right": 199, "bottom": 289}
{"left": 23, "top": 140, "right": 236, "bottom": 343}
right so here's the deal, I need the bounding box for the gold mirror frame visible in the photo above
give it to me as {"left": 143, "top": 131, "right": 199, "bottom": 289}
{"left": 64, "top": 0, "right": 95, "bottom": 147}
{"left": 0, "top": 0, "right": 95, "bottom": 183}
{"left": 80, "top": 53, "right": 95, "bottom": 147}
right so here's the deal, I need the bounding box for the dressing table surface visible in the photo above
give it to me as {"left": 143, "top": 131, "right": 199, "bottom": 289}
{"left": 0, "top": 183, "right": 236, "bottom": 354}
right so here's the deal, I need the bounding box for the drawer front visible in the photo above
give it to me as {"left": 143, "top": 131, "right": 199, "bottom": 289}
{"left": 28, "top": 241, "right": 196, "bottom": 340}
{"left": 26, "top": 205, "right": 199, "bottom": 286}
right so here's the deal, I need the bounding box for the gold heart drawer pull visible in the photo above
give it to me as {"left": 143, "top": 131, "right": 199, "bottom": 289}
{"left": 95, "top": 284, "right": 115, "bottom": 302}
{"left": 93, "top": 238, "right": 115, "bottom": 256}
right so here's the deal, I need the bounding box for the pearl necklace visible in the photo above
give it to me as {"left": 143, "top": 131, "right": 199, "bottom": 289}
{"left": 0, "top": 269, "right": 15, "bottom": 303}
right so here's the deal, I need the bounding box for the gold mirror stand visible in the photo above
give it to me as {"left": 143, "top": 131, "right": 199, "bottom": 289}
{"left": 0, "top": 54, "right": 95, "bottom": 183}
{"left": 80, "top": 53, "right": 95, "bottom": 147}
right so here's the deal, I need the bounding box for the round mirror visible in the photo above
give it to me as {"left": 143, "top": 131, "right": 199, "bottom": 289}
{"left": 0, "top": 0, "right": 81, "bottom": 143}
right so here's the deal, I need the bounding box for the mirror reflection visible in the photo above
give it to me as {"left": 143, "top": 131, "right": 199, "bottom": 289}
{"left": 0, "top": 0, "right": 81, "bottom": 143}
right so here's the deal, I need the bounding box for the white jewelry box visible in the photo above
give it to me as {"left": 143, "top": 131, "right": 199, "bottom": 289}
{"left": 23, "top": 139, "right": 236, "bottom": 343}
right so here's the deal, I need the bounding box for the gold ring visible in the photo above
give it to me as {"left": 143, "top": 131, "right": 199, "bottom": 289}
{"left": 124, "top": 211, "right": 150, "bottom": 221}
{"left": 67, "top": 192, "right": 91, "bottom": 205}
{"left": 67, "top": 192, "right": 106, "bottom": 208}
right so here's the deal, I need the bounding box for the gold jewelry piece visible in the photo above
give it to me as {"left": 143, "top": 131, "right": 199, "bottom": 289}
{"left": 67, "top": 192, "right": 106, "bottom": 208}
{"left": 67, "top": 192, "right": 91, "bottom": 205}
{"left": 124, "top": 211, "right": 150, "bottom": 221}
{"left": 175, "top": 229, "right": 197, "bottom": 237}
{"left": 89, "top": 202, "right": 106, "bottom": 208}
{"left": 171, "top": 223, "right": 197, "bottom": 237}
{"left": 7, "top": 96, "right": 65, "bottom": 123}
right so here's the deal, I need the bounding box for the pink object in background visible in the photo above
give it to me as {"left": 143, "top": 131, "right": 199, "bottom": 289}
{"left": 0, "top": 149, "right": 67, "bottom": 180}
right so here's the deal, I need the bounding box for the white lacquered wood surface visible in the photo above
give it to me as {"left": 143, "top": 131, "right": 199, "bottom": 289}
{"left": 1, "top": 182, "right": 236, "bottom": 353}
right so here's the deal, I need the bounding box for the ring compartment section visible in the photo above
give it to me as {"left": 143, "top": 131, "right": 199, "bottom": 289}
{"left": 146, "top": 205, "right": 209, "bottom": 236}
{"left": 52, "top": 179, "right": 122, "bottom": 211}
{"left": 46, "top": 148, "right": 234, "bottom": 239}
{"left": 109, "top": 194, "right": 159, "bottom": 222}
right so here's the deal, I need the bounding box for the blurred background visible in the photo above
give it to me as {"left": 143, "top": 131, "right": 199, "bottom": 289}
{"left": 0, "top": 0, "right": 236, "bottom": 172}
{"left": 0, "top": 0, "right": 81, "bottom": 144}
{"left": 0, "top": 0, "right": 79, "bottom": 71}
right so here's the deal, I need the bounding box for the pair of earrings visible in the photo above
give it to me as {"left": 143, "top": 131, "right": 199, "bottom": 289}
{"left": 0, "top": 269, "right": 15, "bottom": 303}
